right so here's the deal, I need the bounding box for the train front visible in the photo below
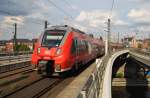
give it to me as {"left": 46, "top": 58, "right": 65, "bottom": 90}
{"left": 31, "top": 26, "right": 70, "bottom": 76}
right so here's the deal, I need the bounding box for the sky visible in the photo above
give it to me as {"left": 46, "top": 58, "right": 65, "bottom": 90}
{"left": 0, "top": 0, "right": 150, "bottom": 41}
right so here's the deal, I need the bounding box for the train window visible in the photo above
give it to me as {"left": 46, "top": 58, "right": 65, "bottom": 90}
{"left": 81, "top": 40, "right": 86, "bottom": 52}
{"left": 41, "top": 30, "right": 65, "bottom": 47}
{"left": 88, "top": 42, "right": 92, "bottom": 54}
{"left": 85, "top": 41, "right": 89, "bottom": 50}
{"left": 84, "top": 41, "right": 88, "bottom": 52}
{"left": 79, "top": 40, "right": 82, "bottom": 52}
{"left": 71, "top": 39, "right": 77, "bottom": 54}
{"left": 77, "top": 40, "right": 81, "bottom": 53}
{"left": 79, "top": 40, "right": 84, "bottom": 53}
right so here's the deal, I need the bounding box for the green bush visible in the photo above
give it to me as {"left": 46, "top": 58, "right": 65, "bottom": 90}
{"left": 116, "top": 72, "right": 124, "bottom": 78}
{"left": 15, "top": 44, "right": 30, "bottom": 51}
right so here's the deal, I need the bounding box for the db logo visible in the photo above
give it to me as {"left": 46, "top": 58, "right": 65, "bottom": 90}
{"left": 45, "top": 51, "right": 50, "bottom": 54}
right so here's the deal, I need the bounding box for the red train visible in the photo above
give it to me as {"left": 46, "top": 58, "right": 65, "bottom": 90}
{"left": 31, "top": 25, "right": 105, "bottom": 76}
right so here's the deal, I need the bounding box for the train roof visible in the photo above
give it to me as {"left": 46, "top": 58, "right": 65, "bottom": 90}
{"left": 46, "top": 25, "right": 85, "bottom": 34}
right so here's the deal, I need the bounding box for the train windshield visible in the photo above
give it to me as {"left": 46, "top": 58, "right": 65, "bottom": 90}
{"left": 41, "top": 30, "right": 65, "bottom": 47}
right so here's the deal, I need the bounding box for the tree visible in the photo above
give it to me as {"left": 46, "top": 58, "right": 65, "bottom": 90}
{"left": 137, "top": 43, "right": 142, "bottom": 48}
{"left": 16, "top": 44, "right": 30, "bottom": 51}
{"left": 99, "top": 36, "right": 103, "bottom": 40}
{"left": 89, "top": 34, "right": 94, "bottom": 38}
{"left": 147, "top": 42, "right": 150, "bottom": 47}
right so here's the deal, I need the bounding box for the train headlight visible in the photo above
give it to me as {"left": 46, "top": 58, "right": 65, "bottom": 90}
{"left": 37, "top": 48, "right": 41, "bottom": 54}
{"left": 56, "top": 48, "right": 62, "bottom": 56}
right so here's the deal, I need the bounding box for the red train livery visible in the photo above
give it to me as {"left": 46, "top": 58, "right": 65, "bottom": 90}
{"left": 31, "top": 25, "right": 104, "bottom": 76}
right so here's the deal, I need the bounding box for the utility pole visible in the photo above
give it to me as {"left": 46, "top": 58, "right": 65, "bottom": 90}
{"left": 44, "top": 20, "right": 48, "bottom": 30}
{"left": 117, "top": 32, "right": 119, "bottom": 43}
{"left": 107, "top": 18, "right": 111, "bottom": 54}
{"left": 13, "top": 23, "right": 17, "bottom": 52}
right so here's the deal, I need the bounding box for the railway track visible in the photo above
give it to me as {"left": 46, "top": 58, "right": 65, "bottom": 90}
{"left": 0, "top": 68, "right": 34, "bottom": 80}
{"left": 0, "top": 55, "right": 30, "bottom": 62}
{"left": 4, "top": 78, "right": 64, "bottom": 98}
{"left": 0, "top": 60, "right": 31, "bottom": 74}
{"left": 0, "top": 66, "right": 34, "bottom": 79}
{"left": 0, "top": 51, "right": 32, "bottom": 57}
{"left": 1, "top": 60, "right": 96, "bottom": 98}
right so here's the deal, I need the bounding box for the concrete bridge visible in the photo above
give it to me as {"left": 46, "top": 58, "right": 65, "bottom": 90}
{"left": 54, "top": 49, "right": 150, "bottom": 98}
{"left": 1, "top": 49, "right": 150, "bottom": 98}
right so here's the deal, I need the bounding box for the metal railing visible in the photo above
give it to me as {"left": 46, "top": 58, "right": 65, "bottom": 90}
{"left": 78, "top": 55, "right": 110, "bottom": 98}
{"left": 0, "top": 54, "right": 30, "bottom": 62}
{"left": 130, "top": 48, "right": 150, "bottom": 56}
{"left": 0, "top": 60, "right": 31, "bottom": 73}
{"left": 77, "top": 50, "right": 129, "bottom": 98}
{"left": 0, "top": 51, "right": 32, "bottom": 63}
{"left": 56, "top": 50, "right": 130, "bottom": 98}
{"left": 0, "top": 51, "right": 32, "bottom": 57}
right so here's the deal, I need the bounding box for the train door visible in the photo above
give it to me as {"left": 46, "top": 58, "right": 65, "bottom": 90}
{"left": 88, "top": 42, "right": 92, "bottom": 54}
{"left": 74, "top": 38, "right": 79, "bottom": 62}
{"left": 87, "top": 42, "right": 94, "bottom": 61}
{"left": 71, "top": 38, "right": 80, "bottom": 71}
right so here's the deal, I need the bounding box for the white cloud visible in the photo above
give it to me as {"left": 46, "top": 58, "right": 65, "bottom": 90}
{"left": 75, "top": 10, "right": 128, "bottom": 29}
{"left": 1, "top": 16, "right": 24, "bottom": 28}
{"left": 26, "top": 0, "right": 52, "bottom": 20}
{"left": 135, "top": 26, "right": 150, "bottom": 32}
{"left": 72, "top": 23, "right": 88, "bottom": 32}
{"left": 76, "top": 10, "right": 108, "bottom": 22}
{"left": 71, "top": 5, "right": 80, "bottom": 11}
{"left": 0, "top": 31, "right": 3, "bottom": 37}
{"left": 112, "top": 19, "right": 128, "bottom": 26}
{"left": 128, "top": 9, "right": 150, "bottom": 23}
{"left": 128, "top": 0, "right": 149, "bottom": 2}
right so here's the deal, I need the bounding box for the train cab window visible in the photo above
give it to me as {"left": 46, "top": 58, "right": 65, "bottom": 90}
{"left": 41, "top": 30, "right": 65, "bottom": 47}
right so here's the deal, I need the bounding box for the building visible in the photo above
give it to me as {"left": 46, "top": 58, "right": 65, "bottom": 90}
{"left": 110, "top": 42, "right": 123, "bottom": 50}
{"left": 0, "top": 38, "right": 38, "bottom": 52}
{"left": 32, "top": 38, "right": 38, "bottom": 49}
{"left": 122, "top": 37, "right": 137, "bottom": 48}
{"left": 143, "top": 39, "right": 150, "bottom": 50}
{"left": 5, "top": 40, "right": 13, "bottom": 52}
{"left": 5, "top": 39, "right": 35, "bottom": 52}
{"left": 0, "top": 40, "right": 8, "bottom": 52}
{"left": 16, "top": 39, "right": 33, "bottom": 50}
{"left": 136, "top": 39, "right": 143, "bottom": 48}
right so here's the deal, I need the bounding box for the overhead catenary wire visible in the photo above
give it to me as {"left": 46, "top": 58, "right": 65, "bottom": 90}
{"left": 47, "top": 0, "right": 73, "bottom": 20}
{"left": 0, "top": 10, "right": 44, "bottom": 26}
{"left": 108, "top": 0, "right": 115, "bottom": 19}
{"left": 61, "top": 0, "right": 105, "bottom": 33}
{"left": 63, "top": 0, "right": 73, "bottom": 9}
{"left": 63, "top": 0, "right": 80, "bottom": 13}
{"left": 26, "top": 20, "right": 44, "bottom": 26}
{"left": 105, "top": 0, "right": 115, "bottom": 54}
{"left": 0, "top": 10, "right": 14, "bottom": 16}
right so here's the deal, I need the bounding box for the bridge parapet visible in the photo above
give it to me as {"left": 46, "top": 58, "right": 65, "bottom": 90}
{"left": 102, "top": 50, "right": 129, "bottom": 98}
{"left": 78, "top": 55, "right": 110, "bottom": 98}
{"left": 129, "top": 50, "right": 150, "bottom": 67}
{"left": 55, "top": 50, "right": 129, "bottom": 98}
{"left": 55, "top": 55, "right": 109, "bottom": 98}
{"left": 130, "top": 49, "right": 150, "bottom": 57}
